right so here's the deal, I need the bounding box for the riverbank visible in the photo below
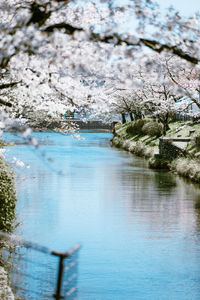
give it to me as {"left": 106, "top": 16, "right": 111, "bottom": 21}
{"left": 0, "top": 156, "right": 17, "bottom": 299}
{"left": 111, "top": 119, "right": 200, "bottom": 183}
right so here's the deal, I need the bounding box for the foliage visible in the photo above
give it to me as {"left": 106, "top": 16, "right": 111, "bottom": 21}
{"left": 0, "top": 0, "right": 199, "bottom": 139}
{"left": 126, "top": 119, "right": 163, "bottom": 137}
{"left": 142, "top": 121, "right": 163, "bottom": 137}
{"left": 0, "top": 158, "right": 17, "bottom": 233}
{"left": 126, "top": 119, "right": 148, "bottom": 135}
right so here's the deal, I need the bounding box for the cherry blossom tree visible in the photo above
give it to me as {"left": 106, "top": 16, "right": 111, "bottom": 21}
{"left": 165, "top": 55, "right": 200, "bottom": 115}
{"left": 0, "top": 0, "right": 199, "bottom": 138}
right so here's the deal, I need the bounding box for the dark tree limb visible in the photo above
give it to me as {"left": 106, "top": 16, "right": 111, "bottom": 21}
{"left": 45, "top": 23, "right": 82, "bottom": 34}
{"left": 0, "top": 81, "right": 21, "bottom": 90}
{"left": 140, "top": 39, "right": 199, "bottom": 65}
{"left": 91, "top": 33, "right": 199, "bottom": 65}
{"left": 27, "top": 2, "right": 51, "bottom": 26}
{"left": 43, "top": 22, "right": 199, "bottom": 65}
{"left": 0, "top": 98, "right": 12, "bottom": 107}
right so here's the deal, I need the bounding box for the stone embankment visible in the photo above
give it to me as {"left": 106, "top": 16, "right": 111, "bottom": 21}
{"left": 159, "top": 137, "right": 192, "bottom": 159}
{"left": 111, "top": 121, "right": 200, "bottom": 183}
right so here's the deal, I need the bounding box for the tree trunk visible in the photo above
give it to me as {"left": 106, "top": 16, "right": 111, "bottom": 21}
{"left": 134, "top": 109, "right": 143, "bottom": 120}
{"left": 121, "top": 113, "right": 126, "bottom": 124}
{"left": 129, "top": 113, "right": 134, "bottom": 121}
{"left": 163, "top": 123, "right": 169, "bottom": 136}
{"left": 162, "top": 113, "right": 170, "bottom": 136}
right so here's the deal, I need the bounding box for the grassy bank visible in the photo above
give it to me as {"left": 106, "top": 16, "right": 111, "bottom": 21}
{"left": 112, "top": 119, "right": 200, "bottom": 183}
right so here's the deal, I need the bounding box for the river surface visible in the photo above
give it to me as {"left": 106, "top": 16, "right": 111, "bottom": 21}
{"left": 4, "top": 131, "right": 200, "bottom": 299}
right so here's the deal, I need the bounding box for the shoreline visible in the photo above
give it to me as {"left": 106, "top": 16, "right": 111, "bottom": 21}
{"left": 111, "top": 121, "right": 200, "bottom": 184}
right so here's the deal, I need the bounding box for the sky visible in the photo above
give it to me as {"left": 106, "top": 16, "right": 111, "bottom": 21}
{"left": 157, "top": 0, "right": 199, "bottom": 16}
{"left": 116, "top": 0, "right": 199, "bottom": 17}
{"left": 110, "top": 0, "right": 200, "bottom": 35}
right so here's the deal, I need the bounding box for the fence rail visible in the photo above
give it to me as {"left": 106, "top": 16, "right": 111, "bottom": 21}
{"left": 0, "top": 231, "right": 80, "bottom": 299}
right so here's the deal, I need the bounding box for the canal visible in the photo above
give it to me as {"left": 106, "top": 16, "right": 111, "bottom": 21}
{"left": 4, "top": 131, "right": 200, "bottom": 299}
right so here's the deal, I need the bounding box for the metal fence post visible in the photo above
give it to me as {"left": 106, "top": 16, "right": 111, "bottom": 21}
{"left": 55, "top": 255, "right": 64, "bottom": 300}
{"left": 0, "top": 231, "right": 80, "bottom": 299}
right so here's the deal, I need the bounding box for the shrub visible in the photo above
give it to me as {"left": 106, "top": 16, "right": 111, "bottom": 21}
{"left": 111, "top": 136, "right": 123, "bottom": 148}
{"left": 142, "top": 121, "right": 163, "bottom": 137}
{"left": 0, "top": 158, "right": 17, "bottom": 233}
{"left": 126, "top": 119, "right": 147, "bottom": 135}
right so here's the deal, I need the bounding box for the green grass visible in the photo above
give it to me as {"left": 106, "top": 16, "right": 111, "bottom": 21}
{"left": 115, "top": 119, "right": 200, "bottom": 157}
{"left": 167, "top": 120, "right": 200, "bottom": 138}
{"left": 114, "top": 121, "right": 160, "bottom": 156}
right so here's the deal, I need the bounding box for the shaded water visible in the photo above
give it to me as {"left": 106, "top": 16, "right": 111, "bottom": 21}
{"left": 4, "top": 132, "right": 200, "bottom": 299}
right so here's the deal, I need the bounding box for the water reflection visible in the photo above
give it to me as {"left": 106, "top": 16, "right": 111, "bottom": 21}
{"left": 153, "top": 171, "right": 177, "bottom": 190}
{"left": 4, "top": 132, "right": 200, "bottom": 300}
{"left": 194, "top": 192, "right": 200, "bottom": 231}
{"left": 110, "top": 158, "right": 198, "bottom": 237}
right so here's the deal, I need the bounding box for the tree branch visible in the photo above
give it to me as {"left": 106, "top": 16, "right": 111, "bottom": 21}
{"left": 0, "top": 81, "right": 21, "bottom": 90}
{"left": 45, "top": 22, "right": 82, "bottom": 34}
{"left": 140, "top": 39, "right": 199, "bottom": 65}
{"left": 43, "top": 22, "right": 199, "bottom": 65}
{"left": 27, "top": 2, "right": 51, "bottom": 26}
{"left": 0, "top": 98, "right": 12, "bottom": 107}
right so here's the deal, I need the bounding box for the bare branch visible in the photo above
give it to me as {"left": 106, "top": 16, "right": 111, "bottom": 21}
{"left": 45, "top": 23, "right": 82, "bottom": 34}
{"left": 0, "top": 98, "right": 12, "bottom": 107}
{"left": 44, "top": 22, "right": 199, "bottom": 64}
{"left": 140, "top": 39, "right": 199, "bottom": 65}
{"left": 0, "top": 81, "right": 21, "bottom": 90}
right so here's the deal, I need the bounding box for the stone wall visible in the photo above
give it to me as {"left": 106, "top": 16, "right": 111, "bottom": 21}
{"left": 159, "top": 138, "right": 186, "bottom": 160}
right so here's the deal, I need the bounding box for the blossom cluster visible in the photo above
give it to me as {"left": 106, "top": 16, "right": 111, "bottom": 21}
{"left": 0, "top": 0, "right": 199, "bottom": 139}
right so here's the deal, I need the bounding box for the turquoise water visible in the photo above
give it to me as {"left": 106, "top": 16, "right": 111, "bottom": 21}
{"left": 4, "top": 132, "right": 200, "bottom": 299}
